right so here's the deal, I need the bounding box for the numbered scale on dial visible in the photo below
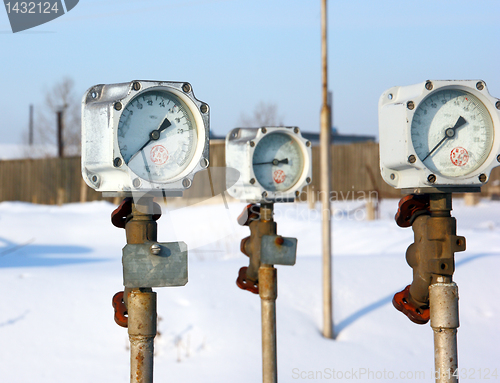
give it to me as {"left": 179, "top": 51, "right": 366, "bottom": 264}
{"left": 117, "top": 89, "right": 198, "bottom": 183}
{"left": 379, "top": 80, "right": 500, "bottom": 191}
{"left": 81, "top": 81, "right": 209, "bottom": 194}
{"left": 226, "top": 127, "right": 312, "bottom": 202}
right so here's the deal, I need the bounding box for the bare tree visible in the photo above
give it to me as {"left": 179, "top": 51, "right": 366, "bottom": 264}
{"left": 239, "top": 101, "right": 284, "bottom": 127}
{"left": 22, "top": 77, "right": 81, "bottom": 157}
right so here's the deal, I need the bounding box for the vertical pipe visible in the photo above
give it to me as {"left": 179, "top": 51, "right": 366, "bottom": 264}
{"left": 128, "top": 288, "right": 157, "bottom": 383}
{"left": 429, "top": 280, "right": 459, "bottom": 383}
{"left": 428, "top": 193, "right": 458, "bottom": 382}
{"left": 259, "top": 265, "right": 278, "bottom": 383}
{"left": 320, "top": 0, "right": 333, "bottom": 339}
{"left": 125, "top": 201, "right": 158, "bottom": 383}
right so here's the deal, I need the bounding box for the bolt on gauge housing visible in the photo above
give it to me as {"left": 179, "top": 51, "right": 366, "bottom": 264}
{"left": 226, "top": 127, "right": 312, "bottom": 202}
{"left": 81, "top": 80, "right": 209, "bottom": 195}
{"left": 379, "top": 80, "right": 500, "bottom": 192}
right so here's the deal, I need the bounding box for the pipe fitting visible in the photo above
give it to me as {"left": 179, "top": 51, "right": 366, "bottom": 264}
{"left": 430, "top": 282, "right": 459, "bottom": 329}
{"left": 259, "top": 266, "right": 277, "bottom": 301}
{"left": 127, "top": 289, "right": 157, "bottom": 336}
{"left": 393, "top": 194, "right": 465, "bottom": 324}
{"left": 236, "top": 203, "right": 277, "bottom": 288}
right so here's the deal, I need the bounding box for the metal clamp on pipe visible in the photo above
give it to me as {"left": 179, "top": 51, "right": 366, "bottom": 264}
{"left": 393, "top": 194, "right": 465, "bottom": 324}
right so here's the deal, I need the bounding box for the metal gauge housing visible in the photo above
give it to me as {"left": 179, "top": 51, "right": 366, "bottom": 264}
{"left": 81, "top": 80, "right": 209, "bottom": 195}
{"left": 226, "top": 127, "right": 312, "bottom": 202}
{"left": 379, "top": 80, "right": 500, "bottom": 191}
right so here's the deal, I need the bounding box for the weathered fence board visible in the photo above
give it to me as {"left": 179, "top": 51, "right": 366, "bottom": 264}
{"left": 1, "top": 141, "right": 497, "bottom": 205}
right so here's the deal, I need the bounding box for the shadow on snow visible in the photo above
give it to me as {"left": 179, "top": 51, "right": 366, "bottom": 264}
{"left": 0, "top": 236, "right": 105, "bottom": 268}
{"left": 335, "top": 252, "right": 500, "bottom": 335}
{"left": 0, "top": 310, "right": 30, "bottom": 328}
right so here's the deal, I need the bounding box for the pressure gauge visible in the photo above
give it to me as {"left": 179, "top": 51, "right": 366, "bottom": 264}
{"left": 411, "top": 89, "right": 494, "bottom": 177}
{"left": 379, "top": 80, "right": 500, "bottom": 191}
{"left": 226, "top": 127, "right": 312, "bottom": 202}
{"left": 81, "top": 81, "right": 209, "bottom": 195}
{"left": 117, "top": 89, "right": 199, "bottom": 183}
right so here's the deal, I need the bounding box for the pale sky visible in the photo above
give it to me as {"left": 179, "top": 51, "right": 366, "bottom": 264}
{"left": 1, "top": 0, "right": 499, "bottom": 144}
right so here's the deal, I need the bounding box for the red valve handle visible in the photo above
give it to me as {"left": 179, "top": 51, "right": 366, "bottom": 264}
{"left": 393, "top": 285, "right": 430, "bottom": 325}
{"left": 111, "top": 198, "right": 132, "bottom": 228}
{"left": 236, "top": 267, "right": 259, "bottom": 294}
{"left": 395, "top": 194, "right": 430, "bottom": 228}
{"left": 112, "top": 291, "right": 128, "bottom": 328}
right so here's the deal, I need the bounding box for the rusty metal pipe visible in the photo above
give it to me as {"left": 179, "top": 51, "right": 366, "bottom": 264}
{"left": 245, "top": 204, "right": 276, "bottom": 282}
{"left": 430, "top": 280, "right": 459, "bottom": 383}
{"left": 124, "top": 199, "right": 158, "bottom": 383}
{"left": 259, "top": 265, "right": 277, "bottom": 383}
{"left": 126, "top": 201, "right": 158, "bottom": 245}
{"left": 128, "top": 288, "right": 157, "bottom": 383}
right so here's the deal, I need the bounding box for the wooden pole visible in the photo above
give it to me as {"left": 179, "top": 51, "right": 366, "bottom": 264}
{"left": 320, "top": 0, "right": 333, "bottom": 339}
{"left": 80, "top": 177, "right": 88, "bottom": 203}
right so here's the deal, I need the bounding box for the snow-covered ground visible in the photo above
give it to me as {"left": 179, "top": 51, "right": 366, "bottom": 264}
{"left": 0, "top": 197, "right": 499, "bottom": 382}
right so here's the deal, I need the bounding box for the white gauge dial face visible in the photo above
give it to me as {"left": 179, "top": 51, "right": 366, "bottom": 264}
{"left": 117, "top": 89, "right": 198, "bottom": 183}
{"left": 252, "top": 132, "right": 304, "bottom": 192}
{"left": 411, "top": 89, "right": 494, "bottom": 177}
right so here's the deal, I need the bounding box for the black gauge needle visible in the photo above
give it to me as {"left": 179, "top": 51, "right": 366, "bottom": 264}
{"left": 254, "top": 158, "right": 289, "bottom": 166}
{"left": 127, "top": 117, "right": 172, "bottom": 164}
{"left": 156, "top": 117, "right": 172, "bottom": 135}
{"left": 421, "top": 116, "right": 467, "bottom": 162}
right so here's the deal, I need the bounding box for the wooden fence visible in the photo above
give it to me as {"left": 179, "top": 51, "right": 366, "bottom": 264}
{"left": 1, "top": 141, "right": 499, "bottom": 205}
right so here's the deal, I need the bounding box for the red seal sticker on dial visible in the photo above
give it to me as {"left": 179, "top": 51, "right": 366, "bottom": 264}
{"left": 150, "top": 145, "right": 169, "bottom": 165}
{"left": 273, "top": 169, "right": 286, "bottom": 184}
{"left": 450, "top": 147, "right": 469, "bottom": 167}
